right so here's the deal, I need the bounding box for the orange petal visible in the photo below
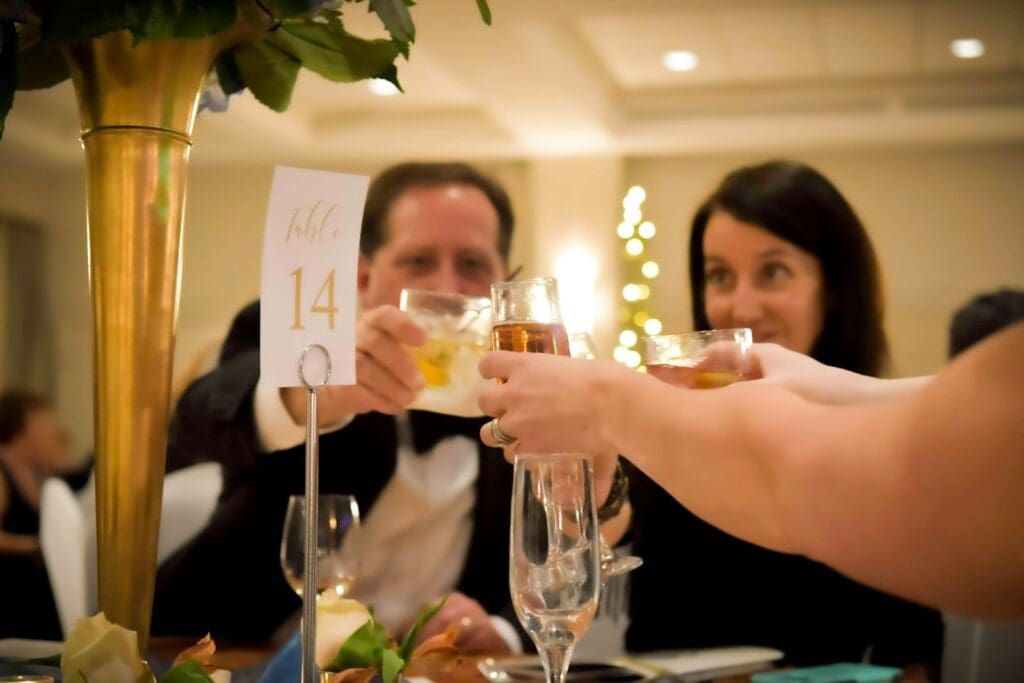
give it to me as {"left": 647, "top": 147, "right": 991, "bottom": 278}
{"left": 327, "top": 668, "right": 378, "bottom": 683}
{"left": 173, "top": 633, "right": 216, "bottom": 668}
{"left": 407, "top": 624, "right": 461, "bottom": 678}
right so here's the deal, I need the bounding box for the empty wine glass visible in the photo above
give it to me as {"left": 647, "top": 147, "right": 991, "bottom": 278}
{"left": 511, "top": 455, "right": 601, "bottom": 683}
{"left": 280, "top": 494, "right": 361, "bottom": 598}
{"left": 565, "top": 331, "right": 643, "bottom": 580}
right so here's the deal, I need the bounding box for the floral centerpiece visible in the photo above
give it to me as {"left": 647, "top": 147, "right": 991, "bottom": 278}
{"left": 2, "top": 612, "right": 219, "bottom": 682}
{"left": 0, "top": 0, "right": 491, "bottom": 648}
{"left": 0, "top": 0, "right": 491, "bottom": 133}
{"left": 317, "top": 594, "right": 460, "bottom": 683}
{"left": 3, "top": 598, "right": 458, "bottom": 683}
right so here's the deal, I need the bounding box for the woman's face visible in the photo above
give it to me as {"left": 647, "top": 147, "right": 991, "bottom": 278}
{"left": 702, "top": 210, "right": 825, "bottom": 355}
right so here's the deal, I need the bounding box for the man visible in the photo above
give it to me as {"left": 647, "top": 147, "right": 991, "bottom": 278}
{"left": 153, "top": 162, "right": 519, "bottom": 652}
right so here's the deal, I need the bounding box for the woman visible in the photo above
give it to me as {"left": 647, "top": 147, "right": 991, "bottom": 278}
{"left": 623, "top": 161, "right": 942, "bottom": 673}
{"left": 476, "top": 326, "right": 1024, "bottom": 621}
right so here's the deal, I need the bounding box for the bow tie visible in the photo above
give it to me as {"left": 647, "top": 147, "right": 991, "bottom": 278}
{"left": 406, "top": 410, "right": 487, "bottom": 455}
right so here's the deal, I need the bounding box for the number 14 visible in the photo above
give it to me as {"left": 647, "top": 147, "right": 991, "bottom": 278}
{"left": 290, "top": 267, "right": 338, "bottom": 330}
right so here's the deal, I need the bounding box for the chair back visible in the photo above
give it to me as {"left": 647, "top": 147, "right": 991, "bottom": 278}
{"left": 39, "top": 477, "right": 89, "bottom": 636}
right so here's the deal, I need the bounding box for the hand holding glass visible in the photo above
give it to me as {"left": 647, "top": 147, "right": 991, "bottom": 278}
{"left": 399, "top": 288, "right": 492, "bottom": 416}
{"left": 281, "top": 494, "right": 360, "bottom": 598}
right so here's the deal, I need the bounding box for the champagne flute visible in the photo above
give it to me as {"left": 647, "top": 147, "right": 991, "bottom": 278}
{"left": 642, "top": 328, "right": 754, "bottom": 388}
{"left": 511, "top": 455, "right": 601, "bottom": 683}
{"left": 490, "top": 277, "right": 570, "bottom": 356}
{"left": 566, "top": 331, "right": 643, "bottom": 580}
{"left": 281, "top": 494, "right": 361, "bottom": 598}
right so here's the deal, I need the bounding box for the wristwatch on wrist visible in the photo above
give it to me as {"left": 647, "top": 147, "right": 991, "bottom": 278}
{"left": 597, "top": 461, "right": 629, "bottom": 523}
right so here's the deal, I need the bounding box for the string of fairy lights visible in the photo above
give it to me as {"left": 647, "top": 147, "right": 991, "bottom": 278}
{"left": 613, "top": 185, "right": 662, "bottom": 369}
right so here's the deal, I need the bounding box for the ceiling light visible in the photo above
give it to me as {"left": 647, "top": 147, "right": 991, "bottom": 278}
{"left": 950, "top": 38, "right": 985, "bottom": 59}
{"left": 663, "top": 50, "right": 699, "bottom": 72}
{"left": 368, "top": 79, "right": 400, "bottom": 96}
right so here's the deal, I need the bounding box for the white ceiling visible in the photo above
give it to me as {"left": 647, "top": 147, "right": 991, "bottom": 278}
{"left": 4, "top": 0, "right": 1023, "bottom": 165}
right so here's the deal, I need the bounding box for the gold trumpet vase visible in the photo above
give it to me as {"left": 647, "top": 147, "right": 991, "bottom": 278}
{"left": 64, "top": 30, "right": 223, "bottom": 648}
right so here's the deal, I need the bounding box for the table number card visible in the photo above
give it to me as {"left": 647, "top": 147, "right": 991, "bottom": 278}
{"left": 260, "top": 166, "right": 368, "bottom": 387}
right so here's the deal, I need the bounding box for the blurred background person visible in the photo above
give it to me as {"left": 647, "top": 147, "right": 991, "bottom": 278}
{"left": 949, "top": 288, "right": 1024, "bottom": 358}
{"left": 625, "top": 160, "right": 943, "bottom": 677}
{"left": 0, "top": 389, "right": 70, "bottom": 639}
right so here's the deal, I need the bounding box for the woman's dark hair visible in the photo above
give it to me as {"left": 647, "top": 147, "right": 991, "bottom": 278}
{"left": 360, "top": 162, "right": 514, "bottom": 261}
{"left": 689, "top": 160, "right": 888, "bottom": 376}
{"left": 0, "top": 389, "right": 50, "bottom": 445}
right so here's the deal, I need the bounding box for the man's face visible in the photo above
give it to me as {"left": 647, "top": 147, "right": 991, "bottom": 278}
{"left": 358, "top": 183, "right": 508, "bottom": 308}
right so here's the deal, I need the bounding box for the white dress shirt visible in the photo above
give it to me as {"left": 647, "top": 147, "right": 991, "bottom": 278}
{"left": 253, "top": 379, "right": 521, "bottom": 651}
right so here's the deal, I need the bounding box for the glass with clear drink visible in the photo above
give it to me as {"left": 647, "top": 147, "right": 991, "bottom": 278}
{"left": 399, "top": 288, "right": 492, "bottom": 416}
{"left": 642, "top": 328, "right": 753, "bottom": 389}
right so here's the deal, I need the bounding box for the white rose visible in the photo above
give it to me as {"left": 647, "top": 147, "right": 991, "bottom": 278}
{"left": 316, "top": 593, "right": 373, "bottom": 669}
{"left": 61, "top": 612, "right": 149, "bottom": 683}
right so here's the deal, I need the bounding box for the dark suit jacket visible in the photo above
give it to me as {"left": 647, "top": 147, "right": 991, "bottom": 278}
{"left": 152, "top": 302, "right": 514, "bottom": 642}
{"left": 624, "top": 465, "right": 944, "bottom": 671}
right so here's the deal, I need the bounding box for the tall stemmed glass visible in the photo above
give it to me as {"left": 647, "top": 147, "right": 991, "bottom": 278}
{"left": 491, "top": 277, "right": 570, "bottom": 356}
{"left": 491, "top": 277, "right": 597, "bottom": 683}
{"left": 511, "top": 455, "right": 601, "bottom": 683}
{"left": 281, "top": 494, "right": 361, "bottom": 598}
{"left": 642, "top": 328, "right": 754, "bottom": 389}
{"left": 566, "top": 332, "right": 643, "bottom": 580}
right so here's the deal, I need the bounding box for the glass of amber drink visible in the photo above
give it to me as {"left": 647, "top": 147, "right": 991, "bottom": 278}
{"left": 399, "top": 288, "right": 492, "bottom": 416}
{"left": 490, "top": 277, "right": 571, "bottom": 357}
{"left": 642, "top": 328, "right": 753, "bottom": 388}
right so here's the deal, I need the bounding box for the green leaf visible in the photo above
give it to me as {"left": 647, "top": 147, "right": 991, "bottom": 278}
{"left": 0, "top": 20, "right": 16, "bottom": 140}
{"left": 268, "top": 16, "right": 399, "bottom": 83}
{"left": 325, "top": 619, "right": 388, "bottom": 672}
{"left": 261, "top": 0, "right": 310, "bottom": 20}
{"left": 232, "top": 37, "right": 301, "bottom": 112}
{"left": 397, "top": 596, "right": 446, "bottom": 663}
{"left": 137, "top": 1, "right": 178, "bottom": 40}
{"left": 376, "top": 63, "right": 402, "bottom": 92}
{"left": 15, "top": 41, "right": 69, "bottom": 90}
{"left": 125, "top": 0, "right": 236, "bottom": 41}
{"left": 0, "top": 1, "right": 40, "bottom": 23}
{"left": 0, "top": 653, "right": 62, "bottom": 668}
{"left": 41, "top": 1, "right": 135, "bottom": 43}
{"left": 369, "top": 0, "right": 414, "bottom": 44}
{"left": 475, "top": 0, "right": 491, "bottom": 26}
{"left": 380, "top": 648, "right": 405, "bottom": 683}
{"left": 392, "top": 38, "right": 409, "bottom": 61}
{"left": 159, "top": 658, "right": 215, "bottom": 683}
{"left": 172, "top": 0, "right": 237, "bottom": 38}
{"left": 213, "top": 51, "right": 245, "bottom": 95}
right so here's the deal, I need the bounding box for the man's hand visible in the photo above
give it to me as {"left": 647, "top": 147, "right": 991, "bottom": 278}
{"left": 280, "top": 306, "right": 427, "bottom": 426}
{"left": 411, "top": 592, "right": 512, "bottom": 655}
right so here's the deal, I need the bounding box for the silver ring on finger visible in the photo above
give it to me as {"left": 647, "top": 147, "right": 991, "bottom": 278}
{"left": 489, "top": 417, "right": 516, "bottom": 448}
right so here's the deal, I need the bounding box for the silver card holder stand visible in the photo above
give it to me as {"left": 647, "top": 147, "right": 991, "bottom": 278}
{"left": 299, "top": 344, "right": 331, "bottom": 683}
